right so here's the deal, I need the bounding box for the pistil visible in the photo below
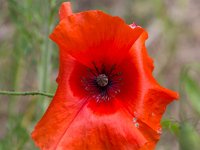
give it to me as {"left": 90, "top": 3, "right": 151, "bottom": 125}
{"left": 96, "top": 74, "right": 108, "bottom": 87}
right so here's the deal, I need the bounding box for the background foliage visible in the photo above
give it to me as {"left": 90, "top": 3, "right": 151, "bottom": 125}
{"left": 0, "top": 0, "right": 200, "bottom": 149}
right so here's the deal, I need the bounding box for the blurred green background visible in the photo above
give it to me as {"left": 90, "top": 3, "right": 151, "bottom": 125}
{"left": 0, "top": 0, "right": 200, "bottom": 150}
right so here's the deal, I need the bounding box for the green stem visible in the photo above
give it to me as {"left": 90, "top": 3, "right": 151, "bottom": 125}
{"left": 0, "top": 91, "right": 54, "bottom": 98}
{"left": 40, "top": 1, "right": 53, "bottom": 92}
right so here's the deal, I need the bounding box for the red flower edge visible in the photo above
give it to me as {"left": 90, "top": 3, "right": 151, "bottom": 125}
{"left": 31, "top": 2, "right": 179, "bottom": 150}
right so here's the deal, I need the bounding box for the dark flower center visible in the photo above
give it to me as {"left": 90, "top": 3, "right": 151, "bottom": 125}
{"left": 81, "top": 62, "right": 122, "bottom": 103}
{"left": 96, "top": 74, "right": 108, "bottom": 87}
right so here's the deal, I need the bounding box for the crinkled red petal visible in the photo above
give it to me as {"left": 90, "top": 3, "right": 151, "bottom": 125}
{"left": 59, "top": 2, "right": 73, "bottom": 20}
{"left": 50, "top": 10, "right": 144, "bottom": 67}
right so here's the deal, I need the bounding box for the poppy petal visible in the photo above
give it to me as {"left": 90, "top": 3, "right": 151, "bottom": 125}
{"left": 50, "top": 10, "right": 144, "bottom": 67}
{"left": 131, "top": 30, "right": 179, "bottom": 130}
{"left": 59, "top": 2, "right": 73, "bottom": 20}
{"left": 53, "top": 101, "right": 149, "bottom": 150}
{"left": 117, "top": 30, "right": 179, "bottom": 145}
{"left": 31, "top": 56, "right": 87, "bottom": 150}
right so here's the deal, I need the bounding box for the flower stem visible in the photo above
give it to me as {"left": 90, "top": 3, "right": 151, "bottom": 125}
{"left": 0, "top": 91, "right": 53, "bottom": 98}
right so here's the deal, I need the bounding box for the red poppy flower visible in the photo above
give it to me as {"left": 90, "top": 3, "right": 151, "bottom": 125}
{"left": 31, "top": 2, "right": 179, "bottom": 150}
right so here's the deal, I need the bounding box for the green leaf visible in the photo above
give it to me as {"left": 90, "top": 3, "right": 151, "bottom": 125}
{"left": 162, "top": 119, "right": 180, "bottom": 136}
{"left": 179, "top": 123, "right": 200, "bottom": 150}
